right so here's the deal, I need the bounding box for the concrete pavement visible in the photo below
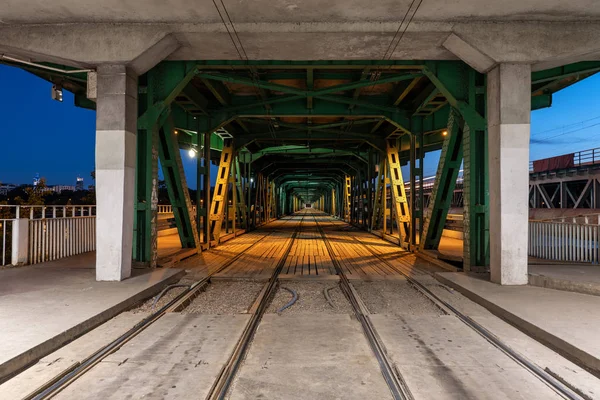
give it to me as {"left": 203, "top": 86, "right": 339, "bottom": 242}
{"left": 0, "top": 253, "right": 183, "bottom": 381}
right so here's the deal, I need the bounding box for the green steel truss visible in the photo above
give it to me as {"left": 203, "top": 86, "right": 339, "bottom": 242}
{"left": 158, "top": 116, "right": 199, "bottom": 249}
{"left": 420, "top": 108, "right": 464, "bottom": 251}
{"left": 16, "top": 58, "right": 594, "bottom": 267}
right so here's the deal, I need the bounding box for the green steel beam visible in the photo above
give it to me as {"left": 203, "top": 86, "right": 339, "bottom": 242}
{"left": 421, "top": 63, "right": 486, "bottom": 131}
{"left": 193, "top": 60, "right": 425, "bottom": 69}
{"left": 138, "top": 62, "right": 198, "bottom": 130}
{"left": 133, "top": 72, "right": 158, "bottom": 265}
{"left": 307, "top": 68, "right": 314, "bottom": 109}
{"left": 463, "top": 70, "right": 489, "bottom": 271}
{"left": 179, "top": 84, "right": 209, "bottom": 115}
{"left": 420, "top": 109, "right": 464, "bottom": 250}
{"left": 531, "top": 61, "right": 600, "bottom": 85}
{"left": 158, "top": 116, "right": 198, "bottom": 249}
{"left": 349, "top": 67, "right": 371, "bottom": 110}
{"left": 197, "top": 72, "right": 421, "bottom": 98}
{"left": 201, "top": 78, "right": 231, "bottom": 105}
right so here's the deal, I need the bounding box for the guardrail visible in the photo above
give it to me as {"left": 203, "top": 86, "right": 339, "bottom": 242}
{"left": 157, "top": 204, "right": 198, "bottom": 214}
{"left": 0, "top": 205, "right": 97, "bottom": 266}
{"left": 28, "top": 217, "right": 96, "bottom": 265}
{"left": 0, "top": 205, "right": 95, "bottom": 219}
{"left": 529, "top": 147, "right": 600, "bottom": 173}
{"left": 529, "top": 221, "right": 599, "bottom": 263}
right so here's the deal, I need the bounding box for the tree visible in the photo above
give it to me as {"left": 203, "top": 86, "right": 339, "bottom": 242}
{"left": 14, "top": 178, "right": 49, "bottom": 206}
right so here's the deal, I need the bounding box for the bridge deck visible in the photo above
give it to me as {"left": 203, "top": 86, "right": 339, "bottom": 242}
{"left": 3, "top": 210, "right": 599, "bottom": 399}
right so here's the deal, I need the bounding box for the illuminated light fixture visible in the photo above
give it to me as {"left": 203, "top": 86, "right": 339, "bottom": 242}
{"left": 174, "top": 130, "right": 178, "bottom": 135}
{"left": 250, "top": 178, "right": 254, "bottom": 183}
{"left": 188, "top": 147, "right": 198, "bottom": 158}
{"left": 442, "top": 130, "right": 448, "bottom": 136}
{"left": 51, "top": 84, "right": 63, "bottom": 102}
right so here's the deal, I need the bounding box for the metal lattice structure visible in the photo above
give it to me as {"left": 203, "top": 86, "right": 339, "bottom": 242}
{"left": 19, "top": 58, "right": 600, "bottom": 268}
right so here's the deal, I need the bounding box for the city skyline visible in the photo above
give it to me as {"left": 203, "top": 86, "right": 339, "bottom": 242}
{"left": 1, "top": 64, "right": 599, "bottom": 189}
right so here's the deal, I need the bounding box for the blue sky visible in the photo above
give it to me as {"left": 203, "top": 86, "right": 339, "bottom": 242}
{"left": 0, "top": 64, "right": 599, "bottom": 187}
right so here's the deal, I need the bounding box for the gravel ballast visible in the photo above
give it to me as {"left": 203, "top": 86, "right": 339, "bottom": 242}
{"left": 182, "top": 281, "right": 264, "bottom": 314}
{"left": 352, "top": 280, "right": 444, "bottom": 316}
{"left": 132, "top": 277, "right": 197, "bottom": 314}
{"left": 267, "top": 281, "right": 352, "bottom": 314}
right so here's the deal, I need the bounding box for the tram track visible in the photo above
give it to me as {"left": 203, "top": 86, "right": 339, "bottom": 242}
{"left": 205, "top": 212, "right": 307, "bottom": 400}
{"left": 19, "top": 211, "right": 586, "bottom": 400}
{"left": 338, "top": 220, "right": 584, "bottom": 400}
{"left": 313, "top": 214, "right": 415, "bottom": 400}
{"left": 22, "top": 215, "right": 302, "bottom": 400}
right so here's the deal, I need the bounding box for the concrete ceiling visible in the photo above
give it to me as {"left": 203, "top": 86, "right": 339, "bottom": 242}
{"left": 1, "top": 0, "right": 600, "bottom": 24}
{"left": 1, "top": 1, "right": 600, "bottom": 71}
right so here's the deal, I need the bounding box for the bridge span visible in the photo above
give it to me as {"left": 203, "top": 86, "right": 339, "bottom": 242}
{"left": 1, "top": 2, "right": 600, "bottom": 398}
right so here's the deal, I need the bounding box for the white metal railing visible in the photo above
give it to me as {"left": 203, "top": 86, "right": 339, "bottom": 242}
{"left": 0, "top": 205, "right": 96, "bottom": 219}
{"left": 157, "top": 205, "right": 172, "bottom": 214}
{"left": 529, "top": 221, "right": 599, "bottom": 263}
{"left": 157, "top": 204, "right": 198, "bottom": 214}
{"left": 28, "top": 217, "right": 96, "bottom": 265}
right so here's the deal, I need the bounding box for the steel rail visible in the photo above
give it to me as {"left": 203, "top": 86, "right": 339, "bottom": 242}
{"left": 23, "top": 220, "right": 289, "bottom": 400}
{"left": 313, "top": 215, "right": 414, "bottom": 400}
{"left": 349, "top": 232, "right": 584, "bottom": 400}
{"left": 206, "top": 212, "right": 307, "bottom": 400}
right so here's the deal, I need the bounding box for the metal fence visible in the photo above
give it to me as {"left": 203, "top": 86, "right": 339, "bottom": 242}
{"left": 529, "top": 146, "right": 600, "bottom": 172}
{"left": 0, "top": 205, "right": 96, "bottom": 219}
{"left": 0, "top": 205, "right": 97, "bottom": 266}
{"left": 529, "top": 221, "right": 599, "bottom": 263}
{"left": 28, "top": 217, "right": 96, "bottom": 265}
{"left": 157, "top": 204, "right": 197, "bottom": 214}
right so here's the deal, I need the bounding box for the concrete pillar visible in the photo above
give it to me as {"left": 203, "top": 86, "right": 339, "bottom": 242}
{"left": 95, "top": 65, "right": 138, "bottom": 281}
{"left": 487, "top": 64, "right": 531, "bottom": 285}
{"left": 11, "top": 219, "right": 29, "bottom": 265}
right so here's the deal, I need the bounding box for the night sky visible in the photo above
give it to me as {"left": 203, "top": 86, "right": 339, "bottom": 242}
{"left": 1, "top": 64, "right": 599, "bottom": 188}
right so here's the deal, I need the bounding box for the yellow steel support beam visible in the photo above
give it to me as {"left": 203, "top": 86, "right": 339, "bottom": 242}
{"left": 386, "top": 140, "right": 411, "bottom": 246}
{"left": 209, "top": 139, "right": 234, "bottom": 243}
{"left": 344, "top": 175, "right": 352, "bottom": 222}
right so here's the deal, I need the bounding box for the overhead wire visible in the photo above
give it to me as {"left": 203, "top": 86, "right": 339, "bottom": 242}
{"left": 211, "top": 0, "right": 278, "bottom": 139}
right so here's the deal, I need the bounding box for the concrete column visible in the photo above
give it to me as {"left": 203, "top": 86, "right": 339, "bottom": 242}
{"left": 487, "top": 64, "right": 531, "bottom": 285}
{"left": 11, "top": 219, "right": 29, "bottom": 265}
{"left": 95, "top": 65, "right": 138, "bottom": 281}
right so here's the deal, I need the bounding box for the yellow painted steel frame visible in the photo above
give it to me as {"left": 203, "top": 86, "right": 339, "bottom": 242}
{"left": 209, "top": 138, "right": 234, "bottom": 242}
{"left": 331, "top": 188, "right": 336, "bottom": 216}
{"left": 344, "top": 175, "right": 352, "bottom": 222}
{"left": 386, "top": 140, "right": 411, "bottom": 246}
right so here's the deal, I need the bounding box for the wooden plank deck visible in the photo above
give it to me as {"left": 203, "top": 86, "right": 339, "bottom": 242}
{"left": 178, "top": 209, "right": 422, "bottom": 281}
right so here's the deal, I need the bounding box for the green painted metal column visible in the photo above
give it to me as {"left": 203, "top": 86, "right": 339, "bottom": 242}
{"left": 420, "top": 108, "right": 464, "bottom": 250}
{"left": 409, "top": 117, "right": 424, "bottom": 250}
{"left": 133, "top": 73, "right": 159, "bottom": 267}
{"left": 463, "top": 70, "right": 489, "bottom": 271}
{"left": 158, "top": 116, "right": 199, "bottom": 249}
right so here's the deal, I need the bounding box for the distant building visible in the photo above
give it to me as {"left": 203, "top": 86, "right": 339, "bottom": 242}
{"left": 75, "top": 176, "right": 84, "bottom": 191}
{"left": 0, "top": 184, "right": 16, "bottom": 196}
{"left": 53, "top": 185, "right": 75, "bottom": 194}
{"left": 33, "top": 173, "right": 40, "bottom": 187}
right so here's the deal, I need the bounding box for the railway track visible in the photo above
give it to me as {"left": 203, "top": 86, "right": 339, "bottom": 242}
{"left": 21, "top": 211, "right": 586, "bottom": 400}
{"left": 205, "top": 213, "right": 306, "bottom": 399}
{"left": 325, "top": 217, "right": 584, "bottom": 400}
{"left": 23, "top": 215, "right": 304, "bottom": 400}
{"left": 313, "top": 215, "right": 415, "bottom": 400}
